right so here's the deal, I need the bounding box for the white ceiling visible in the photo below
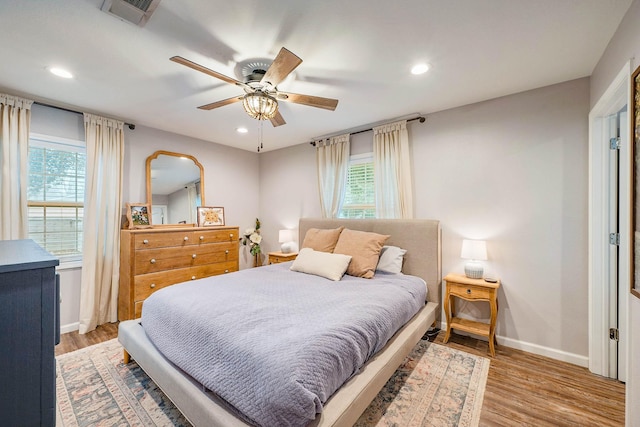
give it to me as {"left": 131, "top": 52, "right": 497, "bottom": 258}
{"left": 0, "top": 0, "right": 632, "bottom": 152}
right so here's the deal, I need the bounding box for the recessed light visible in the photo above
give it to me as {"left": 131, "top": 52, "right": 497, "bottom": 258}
{"left": 236, "top": 127, "right": 248, "bottom": 134}
{"left": 411, "top": 63, "right": 430, "bottom": 75}
{"left": 49, "top": 67, "right": 74, "bottom": 79}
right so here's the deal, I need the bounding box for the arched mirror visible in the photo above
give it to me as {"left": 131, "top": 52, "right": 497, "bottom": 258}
{"left": 146, "top": 150, "right": 205, "bottom": 226}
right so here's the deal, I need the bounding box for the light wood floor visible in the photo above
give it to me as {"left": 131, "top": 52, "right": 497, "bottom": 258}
{"left": 57, "top": 324, "right": 625, "bottom": 426}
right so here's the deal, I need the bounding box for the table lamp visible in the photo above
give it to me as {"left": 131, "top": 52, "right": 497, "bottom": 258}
{"left": 461, "top": 239, "right": 487, "bottom": 279}
{"left": 278, "top": 229, "right": 295, "bottom": 253}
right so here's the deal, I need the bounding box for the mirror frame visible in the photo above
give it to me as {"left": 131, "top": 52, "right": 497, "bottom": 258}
{"left": 633, "top": 65, "right": 640, "bottom": 299}
{"left": 146, "top": 150, "right": 205, "bottom": 225}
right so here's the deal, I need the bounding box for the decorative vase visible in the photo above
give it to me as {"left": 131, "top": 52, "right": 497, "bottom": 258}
{"left": 254, "top": 253, "right": 260, "bottom": 268}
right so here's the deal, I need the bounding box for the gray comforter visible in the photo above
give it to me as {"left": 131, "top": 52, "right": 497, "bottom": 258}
{"left": 142, "top": 262, "right": 426, "bottom": 427}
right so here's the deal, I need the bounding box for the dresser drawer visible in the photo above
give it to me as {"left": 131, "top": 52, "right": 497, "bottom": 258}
{"left": 188, "top": 260, "right": 238, "bottom": 278}
{"left": 134, "top": 242, "right": 238, "bottom": 275}
{"left": 134, "top": 231, "right": 194, "bottom": 249}
{"left": 134, "top": 261, "right": 239, "bottom": 301}
{"left": 134, "top": 269, "right": 190, "bottom": 300}
{"left": 192, "top": 229, "right": 238, "bottom": 244}
{"left": 448, "top": 283, "right": 492, "bottom": 300}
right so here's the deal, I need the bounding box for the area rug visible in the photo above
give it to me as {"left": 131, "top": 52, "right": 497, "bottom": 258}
{"left": 56, "top": 338, "right": 489, "bottom": 427}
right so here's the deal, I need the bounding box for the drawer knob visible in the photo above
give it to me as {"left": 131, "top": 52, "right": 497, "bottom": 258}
{"left": 191, "top": 275, "right": 196, "bottom": 280}
{"left": 225, "top": 269, "right": 229, "bottom": 273}
{"left": 150, "top": 258, "right": 156, "bottom": 264}
{"left": 225, "top": 250, "right": 229, "bottom": 254}
{"left": 150, "top": 283, "right": 156, "bottom": 289}
{"left": 466, "top": 289, "right": 472, "bottom": 295}
{"left": 199, "top": 235, "right": 204, "bottom": 240}
{"left": 184, "top": 236, "right": 189, "bottom": 241}
{"left": 229, "top": 233, "right": 234, "bottom": 238}
{"left": 192, "top": 254, "right": 197, "bottom": 259}
{"left": 143, "top": 239, "right": 149, "bottom": 244}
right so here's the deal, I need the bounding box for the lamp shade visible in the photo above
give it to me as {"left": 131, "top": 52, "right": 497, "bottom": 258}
{"left": 279, "top": 229, "right": 295, "bottom": 254}
{"left": 460, "top": 239, "right": 487, "bottom": 260}
{"left": 278, "top": 229, "right": 294, "bottom": 243}
{"left": 461, "top": 239, "right": 487, "bottom": 279}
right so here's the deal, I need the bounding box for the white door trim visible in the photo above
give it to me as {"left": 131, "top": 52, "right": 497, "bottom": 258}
{"left": 588, "top": 61, "right": 630, "bottom": 379}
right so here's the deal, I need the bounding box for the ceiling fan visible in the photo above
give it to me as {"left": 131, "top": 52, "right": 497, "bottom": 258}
{"left": 170, "top": 47, "right": 339, "bottom": 127}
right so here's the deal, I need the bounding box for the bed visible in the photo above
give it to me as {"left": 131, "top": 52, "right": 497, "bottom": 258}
{"left": 118, "top": 218, "right": 441, "bottom": 426}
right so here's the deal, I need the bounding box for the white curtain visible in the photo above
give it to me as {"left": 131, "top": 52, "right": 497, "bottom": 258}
{"left": 79, "top": 113, "right": 124, "bottom": 334}
{"left": 316, "top": 133, "right": 350, "bottom": 218}
{"left": 0, "top": 94, "right": 33, "bottom": 240}
{"left": 373, "top": 120, "right": 414, "bottom": 219}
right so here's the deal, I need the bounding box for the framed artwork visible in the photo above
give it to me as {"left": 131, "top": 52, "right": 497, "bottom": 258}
{"left": 633, "top": 64, "right": 640, "bottom": 299}
{"left": 197, "top": 206, "right": 225, "bottom": 227}
{"left": 126, "top": 203, "right": 152, "bottom": 229}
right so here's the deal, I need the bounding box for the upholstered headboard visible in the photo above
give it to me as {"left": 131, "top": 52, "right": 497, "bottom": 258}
{"left": 298, "top": 218, "right": 442, "bottom": 310}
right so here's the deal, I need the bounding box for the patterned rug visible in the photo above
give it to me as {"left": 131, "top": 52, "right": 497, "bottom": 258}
{"left": 56, "top": 338, "right": 489, "bottom": 427}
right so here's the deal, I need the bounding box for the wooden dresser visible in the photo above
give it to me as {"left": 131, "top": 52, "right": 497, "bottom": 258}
{"left": 118, "top": 226, "right": 239, "bottom": 320}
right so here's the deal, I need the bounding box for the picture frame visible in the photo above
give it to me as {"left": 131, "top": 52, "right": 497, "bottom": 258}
{"left": 126, "top": 203, "right": 152, "bottom": 229}
{"left": 197, "top": 206, "right": 225, "bottom": 227}
{"left": 632, "top": 64, "right": 640, "bottom": 299}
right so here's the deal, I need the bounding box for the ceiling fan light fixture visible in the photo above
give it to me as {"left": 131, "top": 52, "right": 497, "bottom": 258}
{"left": 242, "top": 92, "right": 278, "bottom": 120}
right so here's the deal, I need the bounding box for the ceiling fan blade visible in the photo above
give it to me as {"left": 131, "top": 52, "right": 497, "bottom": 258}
{"left": 260, "top": 47, "right": 302, "bottom": 88}
{"left": 279, "top": 92, "right": 339, "bottom": 111}
{"left": 170, "top": 56, "right": 247, "bottom": 88}
{"left": 197, "top": 96, "right": 243, "bottom": 110}
{"left": 269, "top": 110, "right": 286, "bottom": 127}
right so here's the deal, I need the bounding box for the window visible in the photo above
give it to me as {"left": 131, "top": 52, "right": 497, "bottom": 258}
{"left": 28, "top": 134, "right": 86, "bottom": 260}
{"left": 339, "top": 153, "right": 375, "bottom": 218}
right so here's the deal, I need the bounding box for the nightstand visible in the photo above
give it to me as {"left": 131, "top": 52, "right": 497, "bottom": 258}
{"left": 268, "top": 251, "right": 298, "bottom": 264}
{"left": 443, "top": 273, "right": 500, "bottom": 356}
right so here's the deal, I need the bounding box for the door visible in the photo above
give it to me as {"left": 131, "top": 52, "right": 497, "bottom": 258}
{"left": 588, "top": 61, "right": 629, "bottom": 382}
{"left": 607, "top": 107, "right": 628, "bottom": 382}
{"left": 607, "top": 113, "right": 619, "bottom": 379}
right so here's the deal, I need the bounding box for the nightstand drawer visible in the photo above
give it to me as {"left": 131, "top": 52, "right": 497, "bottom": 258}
{"left": 268, "top": 251, "right": 298, "bottom": 264}
{"left": 448, "top": 283, "right": 492, "bottom": 300}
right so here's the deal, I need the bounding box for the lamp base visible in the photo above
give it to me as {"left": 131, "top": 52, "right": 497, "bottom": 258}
{"left": 281, "top": 242, "right": 295, "bottom": 254}
{"left": 464, "top": 260, "right": 484, "bottom": 279}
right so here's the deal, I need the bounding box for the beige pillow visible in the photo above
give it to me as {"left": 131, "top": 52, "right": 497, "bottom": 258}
{"left": 290, "top": 248, "right": 352, "bottom": 281}
{"left": 301, "top": 226, "right": 344, "bottom": 253}
{"left": 333, "top": 229, "right": 390, "bottom": 279}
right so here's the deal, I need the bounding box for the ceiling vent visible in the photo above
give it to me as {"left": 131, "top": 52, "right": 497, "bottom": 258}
{"left": 101, "top": 0, "right": 161, "bottom": 27}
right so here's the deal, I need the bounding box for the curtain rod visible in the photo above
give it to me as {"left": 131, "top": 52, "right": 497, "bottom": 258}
{"left": 33, "top": 101, "right": 136, "bottom": 130}
{"left": 309, "top": 116, "right": 425, "bottom": 147}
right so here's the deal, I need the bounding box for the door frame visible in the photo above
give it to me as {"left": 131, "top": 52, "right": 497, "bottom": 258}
{"left": 588, "top": 61, "right": 630, "bottom": 379}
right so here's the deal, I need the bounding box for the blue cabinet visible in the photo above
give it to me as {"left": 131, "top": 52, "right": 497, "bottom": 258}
{"left": 0, "top": 240, "right": 59, "bottom": 426}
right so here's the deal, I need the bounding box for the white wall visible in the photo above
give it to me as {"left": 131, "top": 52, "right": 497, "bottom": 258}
{"left": 590, "top": 0, "right": 640, "bottom": 424}
{"left": 260, "top": 77, "right": 591, "bottom": 364}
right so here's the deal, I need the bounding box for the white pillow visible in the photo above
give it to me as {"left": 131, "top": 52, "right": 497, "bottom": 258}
{"left": 290, "top": 248, "right": 352, "bottom": 281}
{"left": 376, "top": 245, "right": 407, "bottom": 274}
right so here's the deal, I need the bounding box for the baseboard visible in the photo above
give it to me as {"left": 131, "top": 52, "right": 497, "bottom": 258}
{"left": 441, "top": 322, "right": 589, "bottom": 367}
{"left": 496, "top": 335, "right": 588, "bottom": 368}
{"left": 60, "top": 322, "right": 79, "bottom": 334}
